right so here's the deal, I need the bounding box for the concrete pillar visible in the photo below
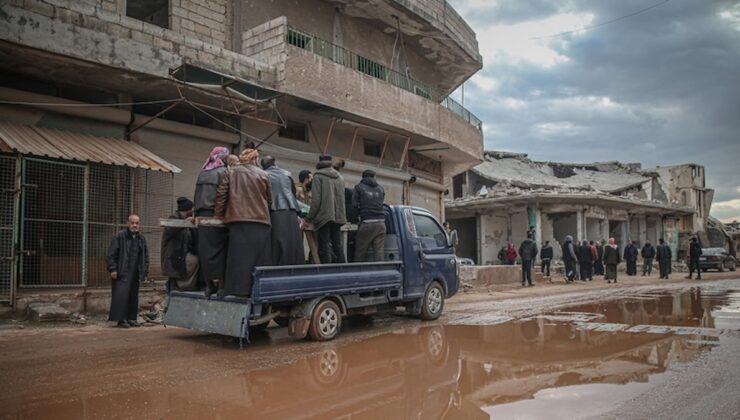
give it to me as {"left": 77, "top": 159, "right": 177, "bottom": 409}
{"left": 476, "top": 214, "right": 482, "bottom": 265}
{"left": 576, "top": 210, "right": 584, "bottom": 242}
{"left": 601, "top": 219, "right": 610, "bottom": 242}
{"left": 535, "top": 207, "right": 543, "bottom": 246}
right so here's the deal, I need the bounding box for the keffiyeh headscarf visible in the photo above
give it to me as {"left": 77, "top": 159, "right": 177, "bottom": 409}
{"left": 239, "top": 148, "right": 259, "bottom": 165}
{"left": 608, "top": 237, "right": 617, "bottom": 249}
{"left": 201, "top": 146, "right": 229, "bottom": 171}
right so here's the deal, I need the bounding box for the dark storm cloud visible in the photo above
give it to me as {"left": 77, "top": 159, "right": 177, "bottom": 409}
{"left": 450, "top": 0, "right": 740, "bottom": 220}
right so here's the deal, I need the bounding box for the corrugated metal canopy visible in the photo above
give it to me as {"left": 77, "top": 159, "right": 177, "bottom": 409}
{"left": 0, "top": 122, "right": 181, "bottom": 173}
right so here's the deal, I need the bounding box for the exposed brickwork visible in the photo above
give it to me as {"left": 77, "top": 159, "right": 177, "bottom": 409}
{"left": 241, "top": 17, "right": 287, "bottom": 82}
{"left": 171, "top": 0, "right": 230, "bottom": 49}
{"left": 0, "top": 0, "right": 275, "bottom": 86}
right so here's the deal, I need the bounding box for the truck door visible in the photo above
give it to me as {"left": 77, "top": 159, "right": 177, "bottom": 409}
{"left": 402, "top": 208, "right": 457, "bottom": 297}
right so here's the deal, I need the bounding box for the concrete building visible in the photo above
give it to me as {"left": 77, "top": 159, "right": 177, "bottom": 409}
{"left": 0, "top": 0, "right": 484, "bottom": 310}
{"left": 446, "top": 152, "right": 713, "bottom": 265}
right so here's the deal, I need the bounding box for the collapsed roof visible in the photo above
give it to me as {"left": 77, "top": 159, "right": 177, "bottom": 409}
{"left": 472, "top": 151, "right": 649, "bottom": 194}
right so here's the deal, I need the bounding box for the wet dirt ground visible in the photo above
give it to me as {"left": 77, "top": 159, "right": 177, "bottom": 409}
{"left": 1, "top": 272, "right": 740, "bottom": 419}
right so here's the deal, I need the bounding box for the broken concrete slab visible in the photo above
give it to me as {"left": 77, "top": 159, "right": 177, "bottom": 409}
{"left": 27, "top": 303, "right": 71, "bottom": 323}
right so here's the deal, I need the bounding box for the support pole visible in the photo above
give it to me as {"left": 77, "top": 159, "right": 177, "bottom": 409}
{"left": 399, "top": 136, "right": 411, "bottom": 169}
{"left": 378, "top": 134, "right": 390, "bottom": 167}
{"left": 347, "top": 127, "right": 358, "bottom": 160}
{"left": 323, "top": 117, "right": 336, "bottom": 155}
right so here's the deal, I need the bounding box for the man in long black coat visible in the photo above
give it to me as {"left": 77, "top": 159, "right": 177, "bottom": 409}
{"left": 686, "top": 237, "right": 703, "bottom": 280}
{"left": 106, "top": 214, "right": 149, "bottom": 328}
{"left": 656, "top": 238, "right": 672, "bottom": 279}
{"left": 624, "top": 240, "right": 639, "bottom": 276}
{"left": 578, "top": 240, "right": 594, "bottom": 281}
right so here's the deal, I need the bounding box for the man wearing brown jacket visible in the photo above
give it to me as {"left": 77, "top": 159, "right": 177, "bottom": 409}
{"left": 215, "top": 148, "right": 272, "bottom": 297}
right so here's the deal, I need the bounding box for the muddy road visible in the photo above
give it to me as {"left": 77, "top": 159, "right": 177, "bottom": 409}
{"left": 1, "top": 274, "right": 740, "bottom": 419}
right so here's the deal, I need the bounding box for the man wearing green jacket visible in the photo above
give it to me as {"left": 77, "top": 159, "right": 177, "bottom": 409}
{"left": 307, "top": 155, "right": 347, "bottom": 263}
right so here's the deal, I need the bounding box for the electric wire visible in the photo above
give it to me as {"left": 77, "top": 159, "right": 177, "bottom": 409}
{"left": 0, "top": 98, "right": 182, "bottom": 107}
{"left": 529, "top": 0, "right": 672, "bottom": 40}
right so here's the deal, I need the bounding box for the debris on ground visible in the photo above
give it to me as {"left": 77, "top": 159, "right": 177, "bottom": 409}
{"left": 70, "top": 313, "right": 87, "bottom": 324}
{"left": 27, "top": 303, "right": 71, "bottom": 323}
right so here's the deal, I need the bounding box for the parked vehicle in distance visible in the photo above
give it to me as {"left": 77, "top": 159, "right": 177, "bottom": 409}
{"left": 699, "top": 248, "right": 737, "bottom": 272}
{"left": 163, "top": 205, "right": 460, "bottom": 343}
{"left": 458, "top": 258, "right": 475, "bottom": 266}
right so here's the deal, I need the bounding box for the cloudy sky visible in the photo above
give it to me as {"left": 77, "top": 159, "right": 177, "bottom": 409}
{"left": 447, "top": 0, "right": 740, "bottom": 222}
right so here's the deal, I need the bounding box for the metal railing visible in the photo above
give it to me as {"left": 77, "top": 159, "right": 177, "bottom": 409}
{"left": 287, "top": 27, "right": 482, "bottom": 131}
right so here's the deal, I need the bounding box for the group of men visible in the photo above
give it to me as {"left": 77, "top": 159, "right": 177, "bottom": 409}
{"left": 105, "top": 147, "right": 387, "bottom": 328}
{"left": 506, "top": 232, "right": 678, "bottom": 288}
{"left": 560, "top": 236, "right": 674, "bottom": 284}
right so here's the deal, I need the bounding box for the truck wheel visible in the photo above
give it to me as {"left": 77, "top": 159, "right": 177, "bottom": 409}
{"left": 420, "top": 282, "right": 444, "bottom": 321}
{"left": 309, "top": 300, "right": 342, "bottom": 341}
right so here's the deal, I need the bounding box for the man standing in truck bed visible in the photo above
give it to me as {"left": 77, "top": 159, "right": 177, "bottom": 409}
{"left": 352, "top": 169, "right": 386, "bottom": 262}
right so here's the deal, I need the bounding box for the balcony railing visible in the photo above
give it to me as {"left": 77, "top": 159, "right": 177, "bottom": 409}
{"left": 287, "top": 27, "right": 482, "bottom": 132}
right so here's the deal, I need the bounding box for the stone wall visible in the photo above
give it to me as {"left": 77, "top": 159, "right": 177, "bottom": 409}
{"left": 241, "top": 17, "right": 288, "bottom": 82}
{"left": 171, "top": 0, "right": 230, "bottom": 49}
{"left": 0, "top": 0, "right": 274, "bottom": 86}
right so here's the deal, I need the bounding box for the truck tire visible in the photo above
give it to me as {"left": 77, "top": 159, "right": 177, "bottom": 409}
{"left": 308, "top": 300, "right": 342, "bottom": 341}
{"left": 420, "top": 282, "right": 444, "bottom": 321}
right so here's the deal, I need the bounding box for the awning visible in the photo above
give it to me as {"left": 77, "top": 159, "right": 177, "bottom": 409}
{"left": 0, "top": 122, "right": 181, "bottom": 173}
{"left": 170, "top": 64, "right": 282, "bottom": 102}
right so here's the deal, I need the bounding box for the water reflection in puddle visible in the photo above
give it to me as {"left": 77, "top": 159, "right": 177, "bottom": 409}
{"left": 5, "top": 319, "right": 718, "bottom": 420}
{"left": 556, "top": 288, "right": 740, "bottom": 330}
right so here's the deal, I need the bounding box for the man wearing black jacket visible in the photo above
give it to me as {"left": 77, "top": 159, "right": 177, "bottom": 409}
{"left": 519, "top": 233, "right": 538, "bottom": 286}
{"left": 686, "top": 237, "right": 703, "bottom": 280}
{"left": 656, "top": 238, "right": 672, "bottom": 279}
{"left": 106, "top": 214, "right": 149, "bottom": 328}
{"left": 352, "top": 170, "right": 386, "bottom": 262}
{"left": 641, "top": 240, "right": 656, "bottom": 276}
{"left": 561, "top": 235, "right": 578, "bottom": 282}
{"left": 540, "top": 241, "right": 553, "bottom": 277}
{"left": 624, "top": 240, "right": 639, "bottom": 276}
{"left": 578, "top": 240, "right": 594, "bottom": 281}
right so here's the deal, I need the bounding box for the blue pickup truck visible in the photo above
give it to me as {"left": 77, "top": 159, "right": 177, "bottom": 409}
{"left": 163, "top": 205, "right": 459, "bottom": 342}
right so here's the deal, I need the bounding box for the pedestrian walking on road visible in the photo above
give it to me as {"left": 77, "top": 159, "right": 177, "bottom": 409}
{"left": 624, "top": 240, "right": 638, "bottom": 276}
{"left": 540, "top": 241, "right": 553, "bottom": 277}
{"left": 594, "top": 240, "right": 605, "bottom": 276}
{"left": 641, "top": 240, "right": 656, "bottom": 276}
{"left": 106, "top": 214, "right": 149, "bottom": 328}
{"left": 352, "top": 169, "right": 386, "bottom": 262}
{"left": 604, "top": 237, "right": 621, "bottom": 283}
{"left": 561, "top": 235, "right": 578, "bottom": 283}
{"left": 578, "top": 240, "right": 594, "bottom": 281}
{"left": 657, "top": 238, "right": 672, "bottom": 279}
{"left": 519, "top": 234, "right": 538, "bottom": 286}
{"left": 686, "top": 237, "right": 703, "bottom": 280}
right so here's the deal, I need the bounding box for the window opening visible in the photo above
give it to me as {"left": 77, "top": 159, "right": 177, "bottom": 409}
{"left": 127, "top": 0, "right": 169, "bottom": 29}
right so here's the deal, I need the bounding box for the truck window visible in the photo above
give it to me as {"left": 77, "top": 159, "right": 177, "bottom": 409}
{"left": 413, "top": 213, "right": 447, "bottom": 249}
{"left": 404, "top": 208, "right": 416, "bottom": 236}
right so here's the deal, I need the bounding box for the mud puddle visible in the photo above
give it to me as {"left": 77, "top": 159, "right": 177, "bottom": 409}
{"left": 2, "top": 319, "right": 719, "bottom": 419}
{"left": 551, "top": 288, "right": 740, "bottom": 331}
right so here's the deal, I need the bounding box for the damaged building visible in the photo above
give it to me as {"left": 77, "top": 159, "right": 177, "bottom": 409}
{"left": 446, "top": 151, "right": 715, "bottom": 265}
{"left": 0, "top": 0, "right": 483, "bottom": 310}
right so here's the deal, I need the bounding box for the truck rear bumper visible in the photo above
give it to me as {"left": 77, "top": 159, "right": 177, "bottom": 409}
{"left": 163, "top": 292, "right": 252, "bottom": 339}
